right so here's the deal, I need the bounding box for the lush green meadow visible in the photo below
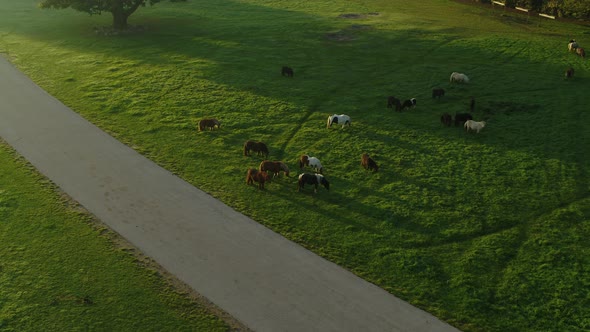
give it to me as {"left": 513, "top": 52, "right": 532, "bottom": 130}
{"left": 1, "top": 0, "right": 590, "bottom": 331}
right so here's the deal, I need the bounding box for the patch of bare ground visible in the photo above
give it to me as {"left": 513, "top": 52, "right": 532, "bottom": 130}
{"left": 338, "top": 12, "right": 380, "bottom": 19}
{"left": 325, "top": 24, "right": 373, "bottom": 41}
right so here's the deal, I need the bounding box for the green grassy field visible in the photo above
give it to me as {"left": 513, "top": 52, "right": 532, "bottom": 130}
{"left": 1, "top": 0, "right": 589, "bottom": 331}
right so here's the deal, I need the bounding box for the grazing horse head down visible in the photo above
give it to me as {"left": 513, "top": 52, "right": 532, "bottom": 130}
{"left": 259, "top": 160, "right": 290, "bottom": 177}
{"left": 246, "top": 168, "right": 269, "bottom": 189}
{"left": 299, "top": 154, "right": 310, "bottom": 169}
{"left": 440, "top": 113, "right": 452, "bottom": 127}
{"left": 198, "top": 118, "right": 221, "bottom": 131}
{"left": 450, "top": 72, "right": 469, "bottom": 83}
{"left": 576, "top": 47, "right": 586, "bottom": 58}
{"left": 566, "top": 67, "right": 575, "bottom": 79}
{"left": 432, "top": 88, "right": 445, "bottom": 99}
{"left": 243, "top": 140, "right": 269, "bottom": 158}
{"left": 568, "top": 40, "right": 579, "bottom": 52}
{"left": 306, "top": 156, "right": 324, "bottom": 174}
{"left": 298, "top": 173, "right": 330, "bottom": 193}
{"left": 464, "top": 120, "right": 486, "bottom": 133}
{"left": 387, "top": 96, "right": 402, "bottom": 111}
{"left": 281, "top": 66, "right": 294, "bottom": 77}
{"left": 327, "top": 114, "right": 351, "bottom": 128}
{"left": 361, "top": 153, "right": 379, "bottom": 172}
{"left": 401, "top": 98, "right": 416, "bottom": 111}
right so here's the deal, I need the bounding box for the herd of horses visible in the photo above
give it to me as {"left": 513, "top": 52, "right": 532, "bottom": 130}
{"left": 204, "top": 43, "right": 583, "bottom": 192}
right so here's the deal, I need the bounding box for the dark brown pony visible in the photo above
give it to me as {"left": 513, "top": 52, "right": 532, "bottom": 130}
{"left": 281, "top": 66, "right": 294, "bottom": 77}
{"left": 361, "top": 153, "right": 379, "bottom": 172}
{"left": 432, "top": 88, "right": 445, "bottom": 99}
{"left": 577, "top": 47, "right": 586, "bottom": 58}
{"left": 243, "top": 140, "right": 269, "bottom": 158}
{"left": 565, "top": 67, "right": 575, "bottom": 79}
{"left": 440, "top": 113, "right": 452, "bottom": 127}
{"left": 387, "top": 96, "right": 402, "bottom": 111}
{"left": 198, "top": 118, "right": 220, "bottom": 131}
{"left": 259, "top": 160, "right": 290, "bottom": 177}
{"left": 246, "top": 168, "right": 269, "bottom": 190}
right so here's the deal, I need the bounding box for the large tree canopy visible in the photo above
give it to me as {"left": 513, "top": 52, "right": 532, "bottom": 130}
{"left": 39, "top": 0, "right": 185, "bottom": 30}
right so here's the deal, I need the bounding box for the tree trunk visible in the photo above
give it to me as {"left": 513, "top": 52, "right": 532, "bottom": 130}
{"left": 111, "top": 2, "right": 129, "bottom": 30}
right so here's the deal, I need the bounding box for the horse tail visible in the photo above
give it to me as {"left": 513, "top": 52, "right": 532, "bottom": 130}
{"left": 327, "top": 115, "right": 332, "bottom": 128}
{"left": 198, "top": 120, "right": 204, "bottom": 131}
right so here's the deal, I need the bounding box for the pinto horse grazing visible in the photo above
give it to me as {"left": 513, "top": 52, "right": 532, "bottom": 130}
{"left": 577, "top": 47, "right": 586, "bottom": 58}
{"left": 450, "top": 72, "right": 469, "bottom": 83}
{"left": 432, "top": 88, "right": 445, "bottom": 99}
{"left": 566, "top": 67, "right": 575, "bottom": 79}
{"left": 299, "top": 155, "right": 324, "bottom": 173}
{"left": 454, "top": 113, "right": 473, "bottom": 127}
{"left": 327, "top": 114, "right": 351, "bottom": 128}
{"left": 307, "top": 156, "right": 324, "bottom": 174}
{"left": 246, "top": 168, "right": 270, "bottom": 190}
{"left": 464, "top": 120, "right": 486, "bottom": 134}
{"left": 568, "top": 40, "right": 579, "bottom": 52}
{"left": 387, "top": 96, "right": 402, "bottom": 111}
{"left": 440, "top": 113, "right": 452, "bottom": 127}
{"left": 281, "top": 66, "right": 294, "bottom": 77}
{"left": 259, "top": 160, "right": 290, "bottom": 177}
{"left": 401, "top": 98, "right": 416, "bottom": 111}
{"left": 243, "top": 140, "right": 269, "bottom": 158}
{"left": 198, "top": 118, "right": 221, "bottom": 131}
{"left": 361, "top": 153, "right": 379, "bottom": 172}
{"left": 298, "top": 173, "right": 330, "bottom": 193}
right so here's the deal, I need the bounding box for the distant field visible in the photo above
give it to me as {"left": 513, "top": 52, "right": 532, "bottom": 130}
{"left": 1, "top": 0, "right": 589, "bottom": 331}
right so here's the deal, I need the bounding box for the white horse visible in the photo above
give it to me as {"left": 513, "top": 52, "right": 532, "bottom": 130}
{"left": 327, "top": 114, "right": 351, "bottom": 128}
{"left": 464, "top": 120, "right": 486, "bottom": 133}
{"left": 450, "top": 72, "right": 470, "bottom": 83}
{"left": 307, "top": 156, "right": 324, "bottom": 174}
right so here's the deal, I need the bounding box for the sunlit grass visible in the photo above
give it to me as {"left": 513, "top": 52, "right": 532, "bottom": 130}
{"left": 1, "top": 0, "right": 589, "bottom": 331}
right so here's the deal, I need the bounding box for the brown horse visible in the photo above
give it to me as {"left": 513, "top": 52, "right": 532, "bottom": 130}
{"left": 361, "top": 153, "right": 379, "bottom": 172}
{"left": 387, "top": 96, "right": 402, "bottom": 111}
{"left": 298, "top": 155, "right": 310, "bottom": 169}
{"left": 246, "top": 168, "right": 269, "bottom": 189}
{"left": 198, "top": 118, "right": 220, "bottom": 131}
{"left": 243, "top": 140, "right": 269, "bottom": 158}
{"left": 440, "top": 113, "right": 452, "bottom": 127}
{"left": 259, "top": 160, "right": 290, "bottom": 177}
{"left": 577, "top": 47, "right": 586, "bottom": 58}
{"left": 565, "top": 67, "right": 575, "bottom": 79}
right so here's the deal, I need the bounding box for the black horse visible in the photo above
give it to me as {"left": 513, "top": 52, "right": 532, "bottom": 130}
{"left": 281, "top": 66, "right": 294, "bottom": 77}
